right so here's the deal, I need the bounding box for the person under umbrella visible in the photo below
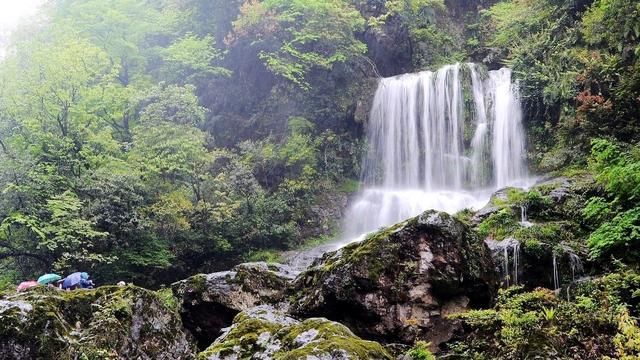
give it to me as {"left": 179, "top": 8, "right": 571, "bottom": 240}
{"left": 37, "top": 273, "right": 62, "bottom": 286}
{"left": 16, "top": 280, "right": 39, "bottom": 292}
{"left": 62, "top": 272, "right": 95, "bottom": 290}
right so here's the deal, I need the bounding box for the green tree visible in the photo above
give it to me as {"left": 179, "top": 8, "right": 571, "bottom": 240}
{"left": 230, "top": 0, "right": 367, "bottom": 89}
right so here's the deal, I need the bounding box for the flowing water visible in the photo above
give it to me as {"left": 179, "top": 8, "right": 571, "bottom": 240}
{"left": 486, "top": 238, "right": 521, "bottom": 287}
{"left": 553, "top": 254, "right": 560, "bottom": 290}
{"left": 520, "top": 205, "right": 534, "bottom": 228}
{"left": 344, "top": 63, "right": 529, "bottom": 239}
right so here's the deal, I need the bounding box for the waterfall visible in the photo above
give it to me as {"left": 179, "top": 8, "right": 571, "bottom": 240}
{"left": 486, "top": 238, "right": 521, "bottom": 287}
{"left": 489, "top": 68, "right": 527, "bottom": 188}
{"left": 344, "top": 63, "right": 528, "bottom": 238}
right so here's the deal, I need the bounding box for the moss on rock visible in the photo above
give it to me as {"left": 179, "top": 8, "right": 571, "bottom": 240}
{"left": 171, "top": 262, "right": 296, "bottom": 349}
{"left": 0, "top": 285, "right": 196, "bottom": 359}
{"left": 198, "top": 305, "right": 392, "bottom": 360}
{"left": 475, "top": 174, "right": 601, "bottom": 290}
{"left": 290, "top": 210, "right": 497, "bottom": 347}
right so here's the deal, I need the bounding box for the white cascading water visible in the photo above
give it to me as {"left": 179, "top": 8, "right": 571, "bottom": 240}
{"left": 344, "top": 63, "right": 528, "bottom": 239}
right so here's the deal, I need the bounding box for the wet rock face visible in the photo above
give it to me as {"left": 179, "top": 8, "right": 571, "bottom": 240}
{"left": 172, "top": 262, "right": 297, "bottom": 349}
{"left": 0, "top": 286, "right": 196, "bottom": 360}
{"left": 199, "top": 305, "right": 393, "bottom": 360}
{"left": 473, "top": 174, "right": 599, "bottom": 290}
{"left": 290, "top": 210, "right": 498, "bottom": 347}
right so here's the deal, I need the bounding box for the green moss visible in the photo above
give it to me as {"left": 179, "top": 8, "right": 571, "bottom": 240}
{"left": 477, "top": 208, "right": 519, "bottom": 240}
{"left": 155, "top": 287, "right": 179, "bottom": 312}
{"left": 280, "top": 333, "right": 391, "bottom": 360}
{"left": 201, "top": 308, "right": 392, "bottom": 359}
{"left": 1, "top": 285, "right": 194, "bottom": 359}
{"left": 183, "top": 274, "right": 207, "bottom": 295}
{"left": 201, "top": 313, "right": 280, "bottom": 358}
{"left": 454, "top": 208, "right": 474, "bottom": 225}
{"left": 512, "top": 221, "right": 576, "bottom": 255}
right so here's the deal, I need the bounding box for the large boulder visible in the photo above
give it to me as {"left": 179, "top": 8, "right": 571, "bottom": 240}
{"left": 172, "top": 262, "right": 297, "bottom": 348}
{"left": 291, "top": 210, "right": 497, "bottom": 347}
{"left": 0, "top": 286, "right": 196, "bottom": 360}
{"left": 198, "top": 305, "right": 393, "bottom": 360}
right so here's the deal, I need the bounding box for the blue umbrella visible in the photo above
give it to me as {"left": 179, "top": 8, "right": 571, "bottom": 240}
{"left": 37, "top": 273, "right": 62, "bottom": 285}
{"left": 62, "top": 272, "right": 83, "bottom": 289}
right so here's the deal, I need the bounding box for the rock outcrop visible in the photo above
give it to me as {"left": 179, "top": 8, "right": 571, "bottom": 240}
{"left": 0, "top": 286, "right": 196, "bottom": 360}
{"left": 172, "top": 262, "right": 297, "bottom": 348}
{"left": 199, "top": 305, "right": 393, "bottom": 360}
{"left": 291, "top": 210, "right": 497, "bottom": 347}
{"left": 472, "top": 174, "right": 599, "bottom": 290}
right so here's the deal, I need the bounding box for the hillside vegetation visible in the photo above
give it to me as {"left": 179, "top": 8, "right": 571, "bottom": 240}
{"left": 0, "top": 6, "right": 639, "bottom": 356}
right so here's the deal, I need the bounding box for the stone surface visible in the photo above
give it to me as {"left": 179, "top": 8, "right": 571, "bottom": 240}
{"left": 198, "top": 305, "right": 393, "bottom": 360}
{"left": 172, "top": 262, "right": 297, "bottom": 348}
{"left": 0, "top": 286, "right": 196, "bottom": 360}
{"left": 471, "top": 187, "right": 514, "bottom": 224}
{"left": 290, "top": 210, "right": 497, "bottom": 347}
{"left": 474, "top": 174, "right": 599, "bottom": 290}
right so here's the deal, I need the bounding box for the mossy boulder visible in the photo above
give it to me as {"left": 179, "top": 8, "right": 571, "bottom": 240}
{"left": 290, "top": 210, "right": 497, "bottom": 348}
{"left": 172, "top": 262, "right": 296, "bottom": 349}
{"left": 198, "top": 305, "right": 393, "bottom": 360}
{"left": 474, "top": 174, "right": 600, "bottom": 290}
{"left": 0, "top": 285, "right": 196, "bottom": 359}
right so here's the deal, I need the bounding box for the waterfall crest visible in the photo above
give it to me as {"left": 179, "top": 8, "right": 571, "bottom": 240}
{"left": 345, "top": 63, "right": 528, "bottom": 238}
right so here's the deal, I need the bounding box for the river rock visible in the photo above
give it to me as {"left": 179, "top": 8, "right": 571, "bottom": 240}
{"left": 290, "top": 210, "right": 497, "bottom": 348}
{"left": 198, "top": 305, "right": 393, "bottom": 360}
{"left": 0, "top": 286, "right": 196, "bottom": 360}
{"left": 172, "top": 262, "right": 297, "bottom": 348}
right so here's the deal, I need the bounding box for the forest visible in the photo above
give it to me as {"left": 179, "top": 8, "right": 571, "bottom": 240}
{"left": 0, "top": 0, "right": 640, "bottom": 359}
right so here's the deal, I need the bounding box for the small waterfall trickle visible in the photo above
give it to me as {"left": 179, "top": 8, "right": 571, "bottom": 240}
{"left": 519, "top": 205, "right": 533, "bottom": 228}
{"left": 344, "top": 63, "right": 529, "bottom": 238}
{"left": 568, "top": 251, "right": 584, "bottom": 281}
{"left": 552, "top": 254, "right": 560, "bottom": 290}
{"left": 486, "top": 238, "right": 521, "bottom": 287}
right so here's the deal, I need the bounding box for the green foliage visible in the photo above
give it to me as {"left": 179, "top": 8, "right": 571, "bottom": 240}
{"left": 583, "top": 196, "right": 613, "bottom": 224}
{"left": 137, "top": 83, "right": 208, "bottom": 126}
{"left": 231, "top": 0, "right": 367, "bottom": 89}
{"left": 581, "top": 0, "right": 640, "bottom": 53}
{"left": 612, "top": 307, "right": 640, "bottom": 359}
{"left": 589, "top": 139, "right": 640, "bottom": 205}
{"left": 163, "top": 33, "right": 231, "bottom": 82}
{"left": 477, "top": 209, "right": 519, "bottom": 240}
{"left": 484, "top": 0, "right": 556, "bottom": 49}
{"left": 449, "top": 280, "right": 640, "bottom": 359}
{"left": 477, "top": 0, "right": 640, "bottom": 169}
{"left": 585, "top": 140, "right": 640, "bottom": 261}
{"left": 587, "top": 207, "right": 640, "bottom": 259}
{"left": 406, "top": 341, "right": 436, "bottom": 360}
{"left": 513, "top": 222, "right": 574, "bottom": 256}
{"left": 368, "top": 0, "right": 463, "bottom": 69}
{"left": 0, "top": 0, "right": 364, "bottom": 286}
